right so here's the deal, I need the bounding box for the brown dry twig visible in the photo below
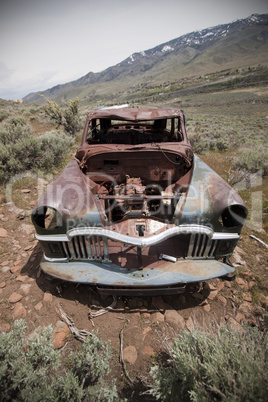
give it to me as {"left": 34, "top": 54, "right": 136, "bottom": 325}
{"left": 117, "top": 317, "right": 134, "bottom": 385}
{"left": 88, "top": 295, "right": 117, "bottom": 319}
{"left": 57, "top": 304, "right": 92, "bottom": 342}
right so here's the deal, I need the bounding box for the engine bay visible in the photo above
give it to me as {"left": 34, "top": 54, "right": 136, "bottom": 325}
{"left": 96, "top": 174, "right": 181, "bottom": 223}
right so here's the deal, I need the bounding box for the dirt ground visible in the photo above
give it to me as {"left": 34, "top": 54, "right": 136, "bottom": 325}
{"left": 0, "top": 186, "right": 267, "bottom": 400}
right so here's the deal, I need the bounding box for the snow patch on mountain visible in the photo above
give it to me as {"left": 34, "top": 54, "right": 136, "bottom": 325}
{"left": 162, "top": 45, "right": 174, "bottom": 52}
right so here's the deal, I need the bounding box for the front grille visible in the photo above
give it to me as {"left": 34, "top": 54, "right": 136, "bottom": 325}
{"left": 187, "top": 233, "right": 218, "bottom": 258}
{"left": 62, "top": 236, "right": 110, "bottom": 261}
{"left": 57, "top": 233, "right": 219, "bottom": 263}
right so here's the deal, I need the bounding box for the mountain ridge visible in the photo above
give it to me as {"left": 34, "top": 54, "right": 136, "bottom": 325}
{"left": 23, "top": 13, "right": 268, "bottom": 104}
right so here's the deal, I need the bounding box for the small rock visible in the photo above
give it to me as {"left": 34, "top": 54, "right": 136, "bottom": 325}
{"left": 224, "top": 281, "right": 232, "bottom": 288}
{"left": 17, "top": 210, "right": 26, "bottom": 220}
{"left": 0, "top": 228, "right": 8, "bottom": 238}
{"left": 20, "top": 284, "right": 32, "bottom": 295}
{"left": 208, "top": 290, "right": 218, "bottom": 300}
{"left": 203, "top": 304, "right": 211, "bottom": 312}
{"left": 2, "top": 266, "right": 10, "bottom": 273}
{"left": 43, "top": 292, "right": 53, "bottom": 303}
{"left": 243, "top": 293, "right": 252, "bottom": 302}
{"left": 53, "top": 324, "right": 70, "bottom": 349}
{"left": 216, "top": 282, "right": 225, "bottom": 292}
{"left": 240, "top": 270, "right": 253, "bottom": 279}
{"left": 24, "top": 245, "right": 34, "bottom": 251}
{"left": 248, "top": 280, "right": 256, "bottom": 289}
{"left": 255, "top": 254, "right": 262, "bottom": 262}
{"left": 235, "top": 277, "right": 249, "bottom": 291}
{"left": 21, "top": 189, "right": 31, "bottom": 193}
{"left": 260, "top": 296, "right": 268, "bottom": 309}
{"left": 218, "top": 295, "right": 227, "bottom": 306}
{"left": 142, "top": 346, "right": 154, "bottom": 357}
{"left": 227, "top": 317, "right": 244, "bottom": 334}
{"left": 141, "top": 312, "right": 151, "bottom": 319}
{"left": 12, "top": 303, "right": 27, "bottom": 319}
{"left": 238, "top": 301, "right": 252, "bottom": 314}
{"left": 142, "top": 326, "right": 152, "bottom": 341}
{"left": 34, "top": 301, "right": 43, "bottom": 311}
{"left": 165, "top": 310, "right": 185, "bottom": 330}
{"left": 10, "top": 265, "right": 22, "bottom": 274}
{"left": 232, "top": 248, "right": 246, "bottom": 266}
{"left": 8, "top": 292, "right": 23, "bottom": 303}
{"left": 0, "top": 282, "right": 6, "bottom": 288}
{"left": 235, "top": 312, "right": 246, "bottom": 324}
{"left": 123, "top": 346, "right": 137, "bottom": 365}
{"left": 208, "top": 283, "right": 217, "bottom": 291}
{"left": 16, "top": 275, "right": 28, "bottom": 283}
{"left": 0, "top": 261, "right": 9, "bottom": 266}
{"left": 151, "top": 312, "right": 165, "bottom": 324}
{"left": 186, "top": 317, "right": 194, "bottom": 331}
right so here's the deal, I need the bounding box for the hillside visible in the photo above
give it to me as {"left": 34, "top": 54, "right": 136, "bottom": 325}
{"left": 23, "top": 13, "right": 268, "bottom": 105}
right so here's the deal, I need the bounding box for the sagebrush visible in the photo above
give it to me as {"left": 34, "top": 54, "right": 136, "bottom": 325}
{"left": 0, "top": 117, "right": 73, "bottom": 183}
{"left": 148, "top": 325, "right": 268, "bottom": 401}
{"left": 42, "top": 96, "right": 81, "bottom": 136}
{"left": 0, "top": 319, "right": 119, "bottom": 401}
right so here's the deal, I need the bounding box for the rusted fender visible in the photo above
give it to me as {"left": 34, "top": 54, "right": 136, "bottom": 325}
{"left": 32, "top": 159, "right": 106, "bottom": 234}
{"left": 179, "top": 155, "right": 247, "bottom": 230}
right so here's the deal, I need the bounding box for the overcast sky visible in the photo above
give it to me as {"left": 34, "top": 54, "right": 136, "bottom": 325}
{"left": 0, "top": 0, "right": 267, "bottom": 100}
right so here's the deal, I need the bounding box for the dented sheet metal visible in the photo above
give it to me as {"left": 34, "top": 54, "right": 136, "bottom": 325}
{"left": 40, "top": 259, "right": 235, "bottom": 287}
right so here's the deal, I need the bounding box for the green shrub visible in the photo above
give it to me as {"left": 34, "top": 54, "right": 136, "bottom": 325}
{"left": 63, "top": 98, "right": 81, "bottom": 136}
{"left": 0, "top": 111, "right": 9, "bottom": 122}
{"left": 41, "top": 96, "right": 62, "bottom": 127}
{"left": 0, "top": 119, "right": 40, "bottom": 182}
{"left": 148, "top": 325, "right": 268, "bottom": 401}
{"left": 42, "top": 96, "right": 81, "bottom": 137}
{"left": 188, "top": 133, "right": 209, "bottom": 154}
{"left": 0, "top": 319, "right": 119, "bottom": 401}
{"left": 236, "top": 146, "right": 268, "bottom": 176}
{"left": 0, "top": 118, "right": 73, "bottom": 183}
{"left": 36, "top": 130, "right": 73, "bottom": 170}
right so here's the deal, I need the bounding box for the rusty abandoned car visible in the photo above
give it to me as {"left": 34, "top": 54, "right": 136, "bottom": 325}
{"left": 32, "top": 108, "right": 247, "bottom": 295}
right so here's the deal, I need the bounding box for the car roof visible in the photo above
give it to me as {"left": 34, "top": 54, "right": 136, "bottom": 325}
{"left": 86, "top": 107, "right": 185, "bottom": 121}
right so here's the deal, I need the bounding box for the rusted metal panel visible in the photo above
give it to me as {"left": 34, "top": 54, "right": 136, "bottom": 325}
{"left": 40, "top": 259, "right": 235, "bottom": 286}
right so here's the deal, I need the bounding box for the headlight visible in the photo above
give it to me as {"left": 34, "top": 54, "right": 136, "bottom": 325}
{"left": 31, "top": 206, "right": 63, "bottom": 231}
{"left": 221, "top": 204, "right": 247, "bottom": 227}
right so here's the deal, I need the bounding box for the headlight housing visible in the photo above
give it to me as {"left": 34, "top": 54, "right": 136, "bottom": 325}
{"left": 221, "top": 204, "right": 247, "bottom": 228}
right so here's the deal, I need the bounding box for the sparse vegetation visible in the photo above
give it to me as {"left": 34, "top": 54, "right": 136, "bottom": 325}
{"left": 0, "top": 319, "right": 119, "bottom": 401}
{"left": 41, "top": 96, "right": 82, "bottom": 137}
{"left": 236, "top": 146, "right": 268, "bottom": 176}
{"left": 0, "top": 118, "right": 73, "bottom": 183}
{"left": 186, "top": 111, "right": 268, "bottom": 178}
{"left": 0, "top": 100, "right": 75, "bottom": 184}
{"left": 148, "top": 325, "right": 268, "bottom": 402}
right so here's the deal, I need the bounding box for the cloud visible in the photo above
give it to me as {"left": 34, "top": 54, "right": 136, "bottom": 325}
{"left": 0, "top": 62, "right": 14, "bottom": 81}
{"left": 0, "top": 66, "right": 60, "bottom": 100}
